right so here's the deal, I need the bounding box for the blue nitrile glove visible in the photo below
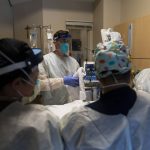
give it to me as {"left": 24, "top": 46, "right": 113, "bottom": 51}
{"left": 64, "top": 75, "right": 79, "bottom": 87}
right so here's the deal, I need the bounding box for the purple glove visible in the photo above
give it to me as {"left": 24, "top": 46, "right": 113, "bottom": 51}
{"left": 64, "top": 75, "right": 79, "bottom": 87}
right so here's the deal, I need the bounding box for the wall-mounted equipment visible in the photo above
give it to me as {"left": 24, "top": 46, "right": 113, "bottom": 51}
{"left": 25, "top": 24, "right": 52, "bottom": 52}
{"left": 128, "top": 23, "right": 133, "bottom": 55}
{"left": 45, "top": 25, "right": 53, "bottom": 53}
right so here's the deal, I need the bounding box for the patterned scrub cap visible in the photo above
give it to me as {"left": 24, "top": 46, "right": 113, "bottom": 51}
{"left": 95, "top": 41, "right": 131, "bottom": 78}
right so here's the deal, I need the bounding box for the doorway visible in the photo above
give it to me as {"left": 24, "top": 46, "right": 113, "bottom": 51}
{"left": 66, "top": 21, "right": 93, "bottom": 66}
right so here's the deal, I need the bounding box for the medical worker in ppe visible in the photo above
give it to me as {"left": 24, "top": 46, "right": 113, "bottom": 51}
{"left": 39, "top": 30, "right": 80, "bottom": 105}
{"left": 61, "top": 40, "right": 150, "bottom": 150}
{"left": 0, "top": 38, "right": 63, "bottom": 150}
{"left": 134, "top": 68, "right": 150, "bottom": 93}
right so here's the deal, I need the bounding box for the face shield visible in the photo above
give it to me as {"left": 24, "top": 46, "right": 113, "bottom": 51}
{"left": 0, "top": 48, "right": 43, "bottom": 98}
{"left": 0, "top": 48, "right": 43, "bottom": 76}
{"left": 53, "top": 31, "right": 71, "bottom": 56}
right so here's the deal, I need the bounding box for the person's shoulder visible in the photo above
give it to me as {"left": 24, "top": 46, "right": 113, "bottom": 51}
{"left": 0, "top": 102, "right": 63, "bottom": 150}
{"left": 4, "top": 102, "right": 59, "bottom": 125}
{"left": 131, "top": 90, "right": 150, "bottom": 114}
{"left": 68, "top": 56, "right": 79, "bottom": 64}
{"left": 60, "top": 106, "right": 91, "bottom": 128}
{"left": 26, "top": 104, "right": 59, "bottom": 122}
{"left": 69, "top": 56, "right": 77, "bottom": 60}
{"left": 64, "top": 106, "right": 89, "bottom": 117}
{"left": 43, "top": 53, "right": 58, "bottom": 65}
{"left": 0, "top": 102, "right": 61, "bottom": 134}
{"left": 136, "top": 90, "right": 150, "bottom": 103}
{"left": 43, "top": 52, "right": 55, "bottom": 59}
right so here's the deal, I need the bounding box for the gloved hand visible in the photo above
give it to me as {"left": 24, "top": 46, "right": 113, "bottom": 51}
{"left": 64, "top": 75, "right": 79, "bottom": 87}
{"left": 73, "top": 67, "right": 86, "bottom": 78}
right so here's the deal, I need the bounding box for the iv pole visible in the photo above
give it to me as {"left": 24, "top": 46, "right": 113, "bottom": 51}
{"left": 25, "top": 24, "right": 52, "bottom": 51}
{"left": 8, "top": 0, "right": 15, "bottom": 38}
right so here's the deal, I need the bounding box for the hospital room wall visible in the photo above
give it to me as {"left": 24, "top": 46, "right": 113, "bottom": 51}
{"left": 103, "top": 0, "right": 121, "bottom": 28}
{"left": 93, "top": 0, "right": 122, "bottom": 47}
{"left": 93, "top": 0, "right": 150, "bottom": 69}
{"left": 12, "top": 0, "right": 93, "bottom": 54}
{"left": 121, "top": 0, "right": 150, "bottom": 23}
{"left": 93, "top": 0, "right": 150, "bottom": 47}
{"left": 0, "top": 0, "right": 13, "bottom": 38}
{"left": 13, "top": 0, "right": 43, "bottom": 47}
{"left": 114, "top": 15, "right": 150, "bottom": 70}
{"left": 114, "top": 0, "right": 150, "bottom": 70}
{"left": 93, "top": 0, "right": 103, "bottom": 47}
{"left": 42, "top": 0, "right": 93, "bottom": 54}
{"left": 42, "top": 0, "right": 93, "bottom": 32}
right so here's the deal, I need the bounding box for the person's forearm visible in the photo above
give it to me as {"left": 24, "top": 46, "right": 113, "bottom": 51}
{"left": 40, "top": 78, "right": 64, "bottom": 91}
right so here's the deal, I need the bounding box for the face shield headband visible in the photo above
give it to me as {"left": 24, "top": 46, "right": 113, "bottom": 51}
{"left": 53, "top": 31, "right": 71, "bottom": 41}
{"left": 0, "top": 48, "right": 43, "bottom": 76}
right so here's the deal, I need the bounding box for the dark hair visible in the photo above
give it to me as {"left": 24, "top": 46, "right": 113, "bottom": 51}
{"left": 53, "top": 30, "right": 71, "bottom": 41}
{"left": 0, "top": 38, "right": 35, "bottom": 89}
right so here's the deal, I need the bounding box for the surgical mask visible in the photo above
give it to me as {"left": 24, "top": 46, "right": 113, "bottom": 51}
{"left": 60, "top": 43, "right": 69, "bottom": 55}
{"left": 14, "top": 78, "right": 35, "bottom": 97}
{"left": 13, "top": 65, "right": 38, "bottom": 99}
{"left": 0, "top": 50, "right": 41, "bottom": 100}
{"left": 16, "top": 79, "right": 40, "bottom": 104}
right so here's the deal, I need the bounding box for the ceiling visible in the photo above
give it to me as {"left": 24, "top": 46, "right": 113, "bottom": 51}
{"left": 9, "top": 0, "right": 95, "bottom": 6}
{"left": 70, "top": 0, "right": 95, "bottom": 2}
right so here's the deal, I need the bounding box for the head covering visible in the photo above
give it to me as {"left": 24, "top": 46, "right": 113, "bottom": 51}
{"left": 0, "top": 38, "right": 43, "bottom": 89}
{"left": 95, "top": 41, "right": 131, "bottom": 79}
{"left": 53, "top": 30, "right": 71, "bottom": 41}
